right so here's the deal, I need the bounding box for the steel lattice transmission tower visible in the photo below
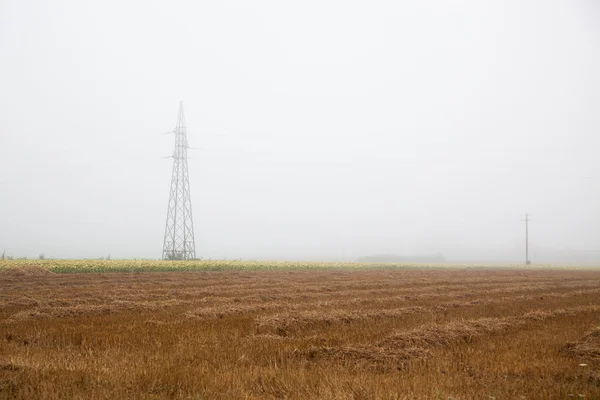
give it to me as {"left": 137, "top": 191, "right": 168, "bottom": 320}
{"left": 162, "top": 102, "right": 196, "bottom": 260}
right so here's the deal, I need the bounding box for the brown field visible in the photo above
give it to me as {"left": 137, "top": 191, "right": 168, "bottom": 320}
{"left": 1, "top": 265, "right": 600, "bottom": 399}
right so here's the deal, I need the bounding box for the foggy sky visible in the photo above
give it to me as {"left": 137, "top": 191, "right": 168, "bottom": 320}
{"left": 1, "top": 1, "right": 599, "bottom": 263}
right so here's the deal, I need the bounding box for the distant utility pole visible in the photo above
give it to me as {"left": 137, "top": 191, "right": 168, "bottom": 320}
{"left": 523, "top": 213, "right": 531, "bottom": 265}
{"left": 162, "top": 102, "right": 196, "bottom": 260}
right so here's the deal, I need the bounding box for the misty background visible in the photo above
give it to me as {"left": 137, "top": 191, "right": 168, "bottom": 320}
{"left": 1, "top": 1, "right": 599, "bottom": 264}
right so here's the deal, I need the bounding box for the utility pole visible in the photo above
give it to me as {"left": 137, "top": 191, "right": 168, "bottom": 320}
{"left": 162, "top": 102, "right": 196, "bottom": 260}
{"left": 523, "top": 213, "right": 531, "bottom": 265}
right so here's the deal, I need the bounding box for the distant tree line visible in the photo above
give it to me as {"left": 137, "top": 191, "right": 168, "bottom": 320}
{"left": 357, "top": 253, "right": 447, "bottom": 263}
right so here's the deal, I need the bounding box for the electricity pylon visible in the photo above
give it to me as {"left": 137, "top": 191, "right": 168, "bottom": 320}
{"left": 162, "top": 102, "right": 196, "bottom": 260}
{"left": 523, "top": 213, "right": 531, "bottom": 265}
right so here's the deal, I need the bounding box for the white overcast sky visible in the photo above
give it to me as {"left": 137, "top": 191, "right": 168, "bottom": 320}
{"left": 1, "top": 0, "right": 599, "bottom": 263}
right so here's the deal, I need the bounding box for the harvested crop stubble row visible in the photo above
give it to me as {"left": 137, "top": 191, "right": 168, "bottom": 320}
{"left": 300, "top": 345, "right": 432, "bottom": 368}
{"left": 163, "top": 278, "right": 600, "bottom": 299}
{"left": 560, "top": 326, "right": 600, "bottom": 362}
{"left": 184, "top": 279, "right": 600, "bottom": 305}
{"left": 184, "top": 302, "right": 295, "bottom": 320}
{"left": 1, "top": 265, "right": 595, "bottom": 288}
{"left": 2, "top": 269, "right": 597, "bottom": 308}
{"left": 5, "top": 283, "right": 600, "bottom": 323}
{"left": 254, "top": 292, "right": 600, "bottom": 335}
{"left": 381, "top": 305, "right": 600, "bottom": 347}
{"left": 287, "top": 286, "right": 600, "bottom": 311}
{"left": 6, "top": 299, "right": 186, "bottom": 321}
{"left": 204, "top": 274, "right": 585, "bottom": 292}
{"left": 301, "top": 305, "right": 600, "bottom": 368}
{"left": 4, "top": 277, "right": 597, "bottom": 312}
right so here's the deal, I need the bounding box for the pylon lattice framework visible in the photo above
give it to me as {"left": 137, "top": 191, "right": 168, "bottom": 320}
{"left": 162, "top": 102, "right": 196, "bottom": 260}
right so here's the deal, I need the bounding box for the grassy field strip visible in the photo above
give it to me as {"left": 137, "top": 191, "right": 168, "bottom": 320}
{"left": 2, "top": 259, "right": 598, "bottom": 273}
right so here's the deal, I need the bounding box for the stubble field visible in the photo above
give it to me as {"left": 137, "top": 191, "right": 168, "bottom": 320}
{"left": 1, "top": 262, "right": 600, "bottom": 399}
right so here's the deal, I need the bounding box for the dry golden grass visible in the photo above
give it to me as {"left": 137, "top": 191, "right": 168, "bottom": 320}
{"left": 1, "top": 264, "right": 600, "bottom": 399}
